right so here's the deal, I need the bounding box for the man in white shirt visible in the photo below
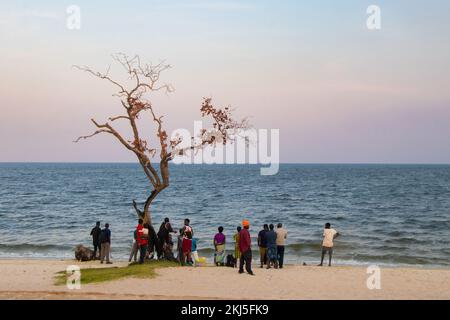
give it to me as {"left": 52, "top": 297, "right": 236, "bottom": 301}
{"left": 318, "top": 222, "right": 340, "bottom": 267}
{"left": 275, "top": 223, "right": 288, "bottom": 268}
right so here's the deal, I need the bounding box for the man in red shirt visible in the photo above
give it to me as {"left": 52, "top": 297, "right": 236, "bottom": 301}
{"left": 238, "top": 219, "right": 254, "bottom": 275}
{"left": 136, "top": 219, "right": 148, "bottom": 264}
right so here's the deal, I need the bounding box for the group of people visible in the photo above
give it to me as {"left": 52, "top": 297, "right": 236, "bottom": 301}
{"left": 89, "top": 221, "right": 112, "bottom": 264}
{"left": 228, "top": 220, "right": 287, "bottom": 275}
{"left": 132, "top": 218, "right": 194, "bottom": 265}
{"left": 90, "top": 217, "right": 195, "bottom": 265}
{"left": 211, "top": 221, "right": 288, "bottom": 274}
{"left": 256, "top": 223, "right": 288, "bottom": 270}
{"left": 89, "top": 218, "right": 340, "bottom": 272}
{"left": 233, "top": 220, "right": 339, "bottom": 275}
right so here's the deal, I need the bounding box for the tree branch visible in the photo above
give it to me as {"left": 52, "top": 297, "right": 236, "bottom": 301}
{"left": 73, "top": 129, "right": 112, "bottom": 143}
{"left": 108, "top": 115, "right": 130, "bottom": 122}
{"left": 72, "top": 65, "right": 128, "bottom": 97}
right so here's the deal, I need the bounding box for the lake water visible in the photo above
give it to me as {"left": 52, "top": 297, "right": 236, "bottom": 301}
{"left": 0, "top": 163, "right": 449, "bottom": 267}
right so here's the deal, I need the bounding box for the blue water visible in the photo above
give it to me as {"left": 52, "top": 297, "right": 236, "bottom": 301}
{"left": 0, "top": 163, "right": 449, "bottom": 267}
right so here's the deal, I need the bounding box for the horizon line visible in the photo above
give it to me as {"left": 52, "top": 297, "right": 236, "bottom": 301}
{"left": 1, "top": 161, "right": 449, "bottom": 166}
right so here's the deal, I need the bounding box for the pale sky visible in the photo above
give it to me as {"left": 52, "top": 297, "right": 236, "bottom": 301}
{"left": 1, "top": 0, "right": 450, "bottom": 163}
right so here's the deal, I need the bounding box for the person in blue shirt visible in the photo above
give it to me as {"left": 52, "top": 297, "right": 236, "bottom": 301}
{"left": 265, "top": 224, "right": 278, "bottom": 269}
{"left": 100, "top": 223, "right": 112, "bottom": 264}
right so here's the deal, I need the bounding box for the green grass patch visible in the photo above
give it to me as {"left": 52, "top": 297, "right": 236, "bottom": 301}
{"left": 55, "top": 260, "right": 179, "bottom": 285}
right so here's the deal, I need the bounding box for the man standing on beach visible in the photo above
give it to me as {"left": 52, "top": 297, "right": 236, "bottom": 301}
{"left": 238, "top": 220, "right": 254, "bottom": 275}
{"left": 265, "top": 224, "right": 278, "bottom": 269}
{"left": 275, "top": 223, "right": 288, "bottom": 269}
{"left": 100, "top": 223, "right": 112, "bottom": 264}
{"left": 157, "top": 217, "right": 176, "bottom": 259}
{"left": 90, "top": 221, "right": 101, "bottom": 259}
{"left": 257, "top": 224, "right": 269, "bottom": 268}
{"left": 318, "top": 222, "right": 340, "bottom": 267}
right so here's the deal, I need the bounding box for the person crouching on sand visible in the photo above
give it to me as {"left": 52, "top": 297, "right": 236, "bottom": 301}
{"left": 318, "top": 222, "right": 340, "bottom": 267}
{"left": 238, "top": 219, "right": 254, "bottom": 275}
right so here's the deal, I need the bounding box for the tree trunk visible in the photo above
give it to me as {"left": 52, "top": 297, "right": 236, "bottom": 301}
{"left": 133, "top": 160, "right": 170, "bottom": 226}
{"left": 142, "top": 189, "right": 160, "bottom": 225}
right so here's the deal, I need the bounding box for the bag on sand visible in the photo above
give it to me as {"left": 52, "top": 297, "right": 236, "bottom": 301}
{"left": 75, "top": 245, "right": 94, "bottom": 261}
{"left": 226, "top": 254, "right": 237, "bottom": 268}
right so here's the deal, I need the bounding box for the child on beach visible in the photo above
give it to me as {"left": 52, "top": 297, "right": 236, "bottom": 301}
{"left": 191, "top": 237, "right": 199, "bottom": 265}
{"left": 318, "top": 222, "right": 340, "bottom": 267}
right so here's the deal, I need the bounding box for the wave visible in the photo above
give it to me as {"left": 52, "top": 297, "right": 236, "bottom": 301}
{"left": 286, "top": 241, "right": 356, "bottom": 252}
{"left": 347, "top": 253, "right": 446, "bottom": 266}
{"left": 0, "top": 243, "right": 73, "bottom": 252}
{"left": 384, "top": 237, "right": 424, "bottom": 245}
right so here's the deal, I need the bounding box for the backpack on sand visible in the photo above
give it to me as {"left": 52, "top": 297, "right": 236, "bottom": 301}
{"left": 226, "top": 254, "right": 237, "bottom": 268}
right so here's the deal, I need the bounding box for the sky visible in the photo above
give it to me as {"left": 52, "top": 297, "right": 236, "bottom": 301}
{"left": 0, "top": 0, "right": 449, "bottom": 163}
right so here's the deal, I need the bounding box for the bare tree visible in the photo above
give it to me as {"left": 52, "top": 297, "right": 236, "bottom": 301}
{"left": 74, "top": 53, "right": 248, "bottom": 225}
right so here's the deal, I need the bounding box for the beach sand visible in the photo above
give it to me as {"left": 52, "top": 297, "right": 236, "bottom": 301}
{"left": 0, "top": 259, "right": 448, "bottom": 300}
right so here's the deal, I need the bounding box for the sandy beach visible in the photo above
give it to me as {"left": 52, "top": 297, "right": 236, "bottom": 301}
{"left": 0, "top": 259, "right": 448, "bottom": 300}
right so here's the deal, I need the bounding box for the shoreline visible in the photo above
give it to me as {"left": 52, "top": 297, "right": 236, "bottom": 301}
{"left": 0, "top": 259, "right": 449, "bottom": 300}
{"left": 0, "top": 256, "right": 448, "bottom": 270}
